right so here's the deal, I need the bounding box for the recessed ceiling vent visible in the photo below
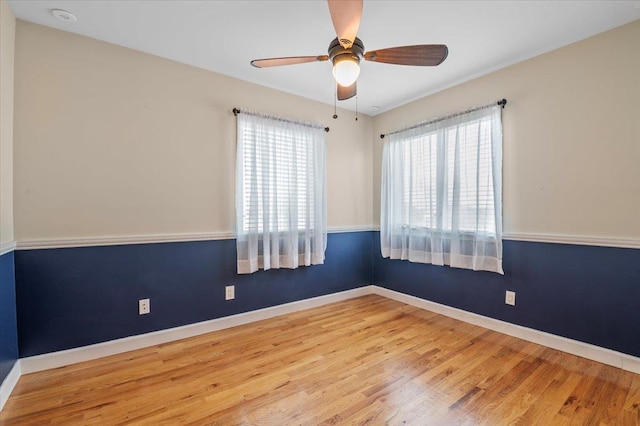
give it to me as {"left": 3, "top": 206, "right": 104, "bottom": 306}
{"left": 51, "top": 9, "right": 77, "bottom": 23}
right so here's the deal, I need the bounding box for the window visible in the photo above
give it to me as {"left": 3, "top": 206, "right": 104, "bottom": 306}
{"left": 236, "top": 112, "right": 327, "bottom": 274}
{"left": 381, "top": 105, "right": 503, "bottom": 274}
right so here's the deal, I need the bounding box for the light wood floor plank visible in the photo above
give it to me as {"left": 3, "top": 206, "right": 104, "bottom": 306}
{"left": 2, "top": 295, "right": 639, "bottom": 425}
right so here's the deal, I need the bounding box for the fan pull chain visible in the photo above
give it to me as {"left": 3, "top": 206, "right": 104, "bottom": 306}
{"left": 355, "top": 95, "right": 358, "bottom": 121}
{"left": 333, "top": 85, "right": 338, "bottom": 119}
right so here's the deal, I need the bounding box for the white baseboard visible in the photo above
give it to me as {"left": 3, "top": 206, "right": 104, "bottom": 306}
{"left": 371, "top": 286, "right": 640, "bottom": 374}
{"left": 0, "top": 361, "right": 21, "bottom": 411}
{"left": 20, "top": 286, "right": 374, "bottom": 374}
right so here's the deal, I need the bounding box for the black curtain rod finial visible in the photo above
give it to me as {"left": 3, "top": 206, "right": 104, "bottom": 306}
{"left": 380, "top": 134, "right": 385, "bottom": 139}
{"left": 498, "top": 99, "right": 507, "bottom": 108}
{"left": 232, "top": 108, "right": 240, "bottom": 116}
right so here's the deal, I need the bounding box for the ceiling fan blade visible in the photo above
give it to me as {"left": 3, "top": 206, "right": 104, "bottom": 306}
{"left": 337, "top": 82, "right": 357, "bottom": 100}
{"left": 327, "top": 0, "right": 363, "bottom": 49}
{"left": 251, "top": 55, "right": 329, "bottom": 68}
{"left": 364, "top": 45, "right": 448, "bottom": 66}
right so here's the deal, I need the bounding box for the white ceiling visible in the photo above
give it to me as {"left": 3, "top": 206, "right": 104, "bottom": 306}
{"left": 8, "top": 1, "right": 640, "bottom": 116}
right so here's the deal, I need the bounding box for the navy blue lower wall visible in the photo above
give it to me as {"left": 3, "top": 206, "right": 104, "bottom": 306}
{"left": 13, "top": 230, "right": 640, "bottom": 361}
{"left": 373, "top": 232, "right": 640, "bottom": 358}
{"left": 0, "top": 250, "right": 18, "bottom": 384}
{"left": 15, "top": 232, "right": 372, "bottom": 357}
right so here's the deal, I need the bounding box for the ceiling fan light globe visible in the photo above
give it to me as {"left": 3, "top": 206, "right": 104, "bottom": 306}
{"left": 332, "top": 58, "right": 360, "bottom": 87}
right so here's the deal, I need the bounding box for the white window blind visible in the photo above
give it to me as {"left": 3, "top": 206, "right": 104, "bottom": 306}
{"left": 381, "top": 105, "right": 503, "bottom": 274}
{"left": 236, "top": 112, "right": 327, "bottom": 274}
{"left": 240, "top": 126, "right": 313, "bottom": 233}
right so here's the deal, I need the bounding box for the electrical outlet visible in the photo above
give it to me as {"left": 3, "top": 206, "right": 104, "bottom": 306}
{"left": 139, "top": 298, "right": 150, "bottom": 315}
{"left": 225, "top": 285, "right": 235, "bottom": 301}
{"left": 505, "top": 291, "right": 516, "bottom": 306}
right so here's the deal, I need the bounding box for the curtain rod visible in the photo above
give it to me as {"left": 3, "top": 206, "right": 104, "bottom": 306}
{"left": 233, "top": 108, "right": 329, "bottom": 133}
{"left": 379, "top": 99, "right": 506, "bottom": 139}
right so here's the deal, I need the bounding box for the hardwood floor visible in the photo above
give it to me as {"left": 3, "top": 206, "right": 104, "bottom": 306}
{"left": 2, "top": 295, "right": 639, "bottom": 425}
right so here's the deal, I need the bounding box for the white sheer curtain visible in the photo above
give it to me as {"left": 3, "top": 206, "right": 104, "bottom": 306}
{"left": 381, "top": 105, "right": 503, "bottom": 274}
{"left": 236, "top": 112, "right": 327, "bottom": 274}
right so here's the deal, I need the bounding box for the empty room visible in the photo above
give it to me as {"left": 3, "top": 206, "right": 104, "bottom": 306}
{"left": 1, "top": 0, "right": 639, "bottom": 424}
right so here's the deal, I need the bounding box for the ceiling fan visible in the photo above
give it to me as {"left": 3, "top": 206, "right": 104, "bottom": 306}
{"left": 250, "top": 0, "right": 448, "bottom": 101}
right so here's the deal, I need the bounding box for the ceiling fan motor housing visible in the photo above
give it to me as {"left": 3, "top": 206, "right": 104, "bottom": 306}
{"left": 329, "top": 37, "right": 365, "bottom": 66}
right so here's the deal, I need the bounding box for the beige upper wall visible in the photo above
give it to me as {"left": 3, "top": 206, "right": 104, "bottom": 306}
{"left": 373, "top": 20, "right": 640, "bottom": 240}
{"left": 13, "top": 21, "right": 373, "bottom": 241}
{"left": 0, "top": 0, "right": 15, "bottom": 245}
{"left": 13, "top": 18, "right": 640, "bottom": 242}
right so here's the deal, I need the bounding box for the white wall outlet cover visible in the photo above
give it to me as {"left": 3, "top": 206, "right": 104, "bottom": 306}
{"left": 505, "top": 291, "right": 516, "bottom": 306}
{"left": 139, "top": 298, "right": 150, "bottom": 315}
{"left": 225, "top": 285, "right": 235, "bottom": 300}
